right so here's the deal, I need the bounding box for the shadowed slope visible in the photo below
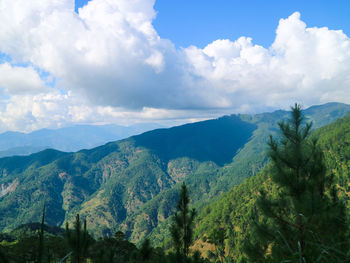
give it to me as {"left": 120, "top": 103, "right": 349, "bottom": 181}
{"left": 134, "top": 115, "right": 257, "bottom": 166}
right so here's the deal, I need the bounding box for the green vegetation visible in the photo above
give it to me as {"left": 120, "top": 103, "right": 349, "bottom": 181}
{"left": 207, "top": 227, "right": 226, "bottom": 263}
{"left": 65, "top": 214, "right": 92, "bottom": 263}
{"left": 195, "top": 109, "right": 350, "bottom": 262}
{"left": 170, "top": 182, "right": 196, "bottom": 257}
{"left": 38, "top": 205, "right": 45, "bottom": 263}
{"left": 1, "top": 102, "right": 350, "bottom": 262}
{"left": 0, "top": 213, "right": 207, "bottom": 262}
{"left": 245, "top": 104, "right": 348, "bottom": 262}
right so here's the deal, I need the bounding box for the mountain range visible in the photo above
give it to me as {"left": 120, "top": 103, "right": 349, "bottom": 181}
{"left": 0, "top": 102, "right": 349, "bottom": 245}
{"left": 0, "top": 123, "right": 164, "bottom": 158}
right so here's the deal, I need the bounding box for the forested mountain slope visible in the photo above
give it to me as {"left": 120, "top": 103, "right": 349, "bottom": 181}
{"left": 0, "top": 102, "right": 349, "bottom": 243}
{"left": 194, "top": 113, "right": 350, "bottom": 262}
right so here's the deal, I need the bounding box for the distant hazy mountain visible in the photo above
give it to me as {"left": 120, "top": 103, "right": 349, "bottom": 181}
{"left": 0, "top": 146, "right": 48, "bottom": 158}
{"left": 0, "top": 123, "right": 164, "bottom": 157}
{"left": 0, "top": 102, "right": 349, "bottom": 243}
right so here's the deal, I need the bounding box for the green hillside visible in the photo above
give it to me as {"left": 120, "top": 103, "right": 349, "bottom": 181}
{"left": 0, "top": 102, "right": 349, "bottom": 244}
{"left": 194, "top": 113, "right": 350, "bottom": 262}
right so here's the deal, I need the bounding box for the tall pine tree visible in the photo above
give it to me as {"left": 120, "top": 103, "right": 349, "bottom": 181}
{"left": 65, "top": 214, "right": 91, "bottom": 263}
{"left": 245, "top": 104, "right": 349, "bottom": 262}
{"left": 37, "top": 204, "right": 45, "bottom": 263}
{"left": 170, "top": 182, "right": 196, "bottom": 258}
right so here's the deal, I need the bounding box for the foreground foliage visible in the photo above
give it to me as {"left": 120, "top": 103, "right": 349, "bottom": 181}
{"left": 0, "top": 216, "right": 207, "bottom": 263}
{"left": 195, "top": 109, "right": 350, "bottom": 262}
{"left": 245, "top": 104, "right": 349, "bottom": 262}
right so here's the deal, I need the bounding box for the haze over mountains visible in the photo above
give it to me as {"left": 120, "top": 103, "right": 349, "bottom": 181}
{"left": 0, "top": 123, "right": 164, "bottom": 157}
{"left": 0, "top": 102, "right": 349, "bottom": 244}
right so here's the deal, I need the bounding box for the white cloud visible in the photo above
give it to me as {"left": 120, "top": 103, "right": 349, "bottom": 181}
{"left": 0, "top": 0, "right": 349, "bottom": 132}
{"left": 0, "top": 90, "right": 216, "bottom": 132}
{"left": 0, "top": 63, "right": 46, "bottom": 94}
{"left": 184, "top": 12, "right": 350, "bottom": 109}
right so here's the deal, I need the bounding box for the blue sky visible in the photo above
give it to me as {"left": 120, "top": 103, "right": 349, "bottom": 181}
{"left": 0, "top": 0, "right": 350, "bottom": 132}
{"left": 77, "top": 0, "right": 350, "bottom": 48}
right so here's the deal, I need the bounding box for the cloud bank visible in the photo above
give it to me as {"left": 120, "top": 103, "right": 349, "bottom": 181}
{"left": 0, "top": 0, "right": 349, "bottom": 132}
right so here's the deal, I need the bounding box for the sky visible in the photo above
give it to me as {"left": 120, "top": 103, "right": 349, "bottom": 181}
{"left": 0, "top": 0, "right": 350, "bottom": 132}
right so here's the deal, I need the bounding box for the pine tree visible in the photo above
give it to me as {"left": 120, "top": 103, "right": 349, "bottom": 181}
{"left": 140, "top": 238, "right": 153, "bottom": 262}
{"left": 37, "top": 204, "right": 45, "bottom": 263}
{"left": 245, "top": 104, "right": 349, "bottom": 262}
{"left": 65, "top": 214, "right": 91, "bottom": 263}
{"left": 170, "top": 182, "right": 196, "bottom": 258}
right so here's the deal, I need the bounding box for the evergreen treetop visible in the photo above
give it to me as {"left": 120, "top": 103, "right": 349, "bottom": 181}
{"left": 245, "top": 103, "right": 349, "bottom": 262}
{"left": 170, "top": 182, "right": 197, "bottom": 258}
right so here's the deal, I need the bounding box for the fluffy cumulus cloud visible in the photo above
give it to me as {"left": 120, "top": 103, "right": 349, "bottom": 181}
{"left": 0, "top": 63, "right": 47, "bottom": 95}
{"left": 0, "top": 0, "right": 349, "bottom": 132}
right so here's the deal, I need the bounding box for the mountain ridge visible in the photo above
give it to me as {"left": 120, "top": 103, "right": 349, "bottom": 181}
{"left": 0, "top": 123, "right": 164, "bottom": 157}
{"left": 0, "top": 102, "right": 349, "bottom": 243}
